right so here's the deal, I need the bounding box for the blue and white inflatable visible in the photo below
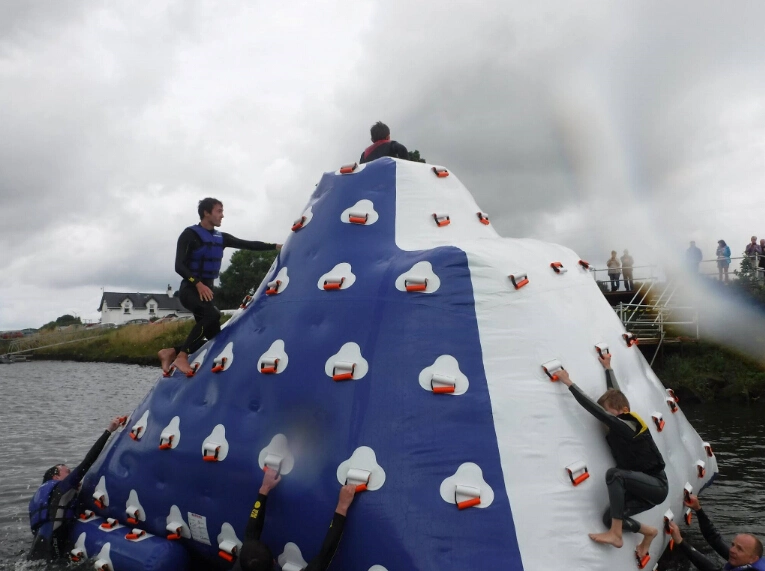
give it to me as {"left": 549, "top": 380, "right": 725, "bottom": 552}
{"left": 72, "top": 157, "right": 717, "bottom": 570}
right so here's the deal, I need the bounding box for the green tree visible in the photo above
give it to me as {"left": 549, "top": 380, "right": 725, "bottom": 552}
{"left": 214, "top": 250, "right": 279, "bottom": 309}
{"left": 41, "top": 314, "right": 82, "bottom": 331}
{"left": 408, "top": 150, "right": 426, "bottom": 163}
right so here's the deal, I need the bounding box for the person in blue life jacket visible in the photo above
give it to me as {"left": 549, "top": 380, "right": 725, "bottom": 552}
{"left": 359, "top": 121, "right": 409, "bottom": 164}
{"left": 233, "top": 468, "right": 357, "bottom": 571}
{"left": 669, "top": 494, "right": 764, "bottom": 571}
{"left": 555, "top": 354, "right": 668, "bottom": 564}
{"left": 158, "top": 198, "right": 282, "bottom": 375}
{"left": 27, "top": 415, "right": 123, "bottom": 561}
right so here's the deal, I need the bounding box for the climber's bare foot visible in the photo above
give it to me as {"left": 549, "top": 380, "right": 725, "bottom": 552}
{"left": 636, "top": 526, "right": 658, "bottom": 559}
{"left": 589, "top": 530, "right": 623, "bottom": 549}
{"left": 172, "top": 352, "right": 193, "bottom": 375}
{"left": 158, "top": 348, "right": 176, "bottom": 373}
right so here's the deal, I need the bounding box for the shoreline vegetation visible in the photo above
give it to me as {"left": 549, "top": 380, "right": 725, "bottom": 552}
{"left": 17, "top": 321, "right": 765, "bottom": 404}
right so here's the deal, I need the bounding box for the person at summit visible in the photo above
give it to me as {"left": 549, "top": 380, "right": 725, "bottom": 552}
{"left": 556, "top": 354, "right": 667, "bottom": 563}
{"left": 686, "top": 241, "right": 703, "bottom": 274}
{"left": 28, "top": 415, "right": 124, "bottom": 561}
{"left": 716, "top": 240, "right": 732, "bottom": 283}
{"left": 359, "top": 121, "right": 409, "bottom": 164}
{"left": 233, "top": 468, "right": 357, "bottom": 571}
{"left": 621, "top": 249, "right": 635, "bottom": 292}
{"left": 158, "top": 198, "right": 281, "bottom": 375}
{"left": 668, "top": 494, "right": 764, "bottom": 570}
{"left": 607, "top": 250, "right": 622, "bottom": 292}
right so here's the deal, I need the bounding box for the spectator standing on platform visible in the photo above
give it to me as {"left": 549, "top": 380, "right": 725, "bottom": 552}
{"left": 621, "top": 250, "right": 635, "bottom": 292}
{"left": 686, "top": 241, "right": 703, "bottom": 274}
{"left": 607, "top": 251, "right": 621, "bottom": 292}
{"left": 759, "top": 239, "right": 765, "bottom": 280}
{"left": 716, "top": 240, "right": 731, "bottom": 283}
{"left": 745, "top": 236, "right": 760, "bottom": 260}
{"left": 359, "top": 121, "right": 409, "bottom": 164}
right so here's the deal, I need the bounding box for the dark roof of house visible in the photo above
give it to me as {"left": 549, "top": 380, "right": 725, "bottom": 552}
{"left": 98, "top": 292, "right": 189, "bottom": 312}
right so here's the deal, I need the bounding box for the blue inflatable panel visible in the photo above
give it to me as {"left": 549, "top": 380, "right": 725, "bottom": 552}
{"left": 69, "top": 518, "right": 188, "bottom": 571}
{"left": 73, "top": 157, "right": 717, "bottom": 570}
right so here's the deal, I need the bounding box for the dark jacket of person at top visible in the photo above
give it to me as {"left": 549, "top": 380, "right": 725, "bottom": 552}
{"left": 359, "top": 121, "right": 408, "bottom": 164}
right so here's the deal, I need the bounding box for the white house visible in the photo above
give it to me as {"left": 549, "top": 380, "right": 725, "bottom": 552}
{"left": 98, "top": 285, "right": 192, "bottom": 325}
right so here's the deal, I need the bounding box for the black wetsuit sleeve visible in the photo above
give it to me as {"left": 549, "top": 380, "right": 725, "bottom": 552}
{"left": 392, "top": 141, "right": 408, "bottom": 159}
{"left": 303, "top": 513, "right": 347, "bottom": 571}
{"left": 697, "top": 509, "right": 730, "bottom": 561}
{"left": 568, "top": 384, "right": 636, "bottom": 439}
{"left": 677, "top": 539, "right": 723, "bottom": 571}
{"left": 605, "top": 368, "right": 620, "bottom": 391}
{"left": 175, "top": 228, "right": 203, "bottom": 284}
{"left": 60, "top": 430, "right": 111, "bottom": 492}
{"left": 244, "top": 494, "right": 268, "bottom": 541}
{"left": 221, "top": 233, "right": 277, "bottom": 252}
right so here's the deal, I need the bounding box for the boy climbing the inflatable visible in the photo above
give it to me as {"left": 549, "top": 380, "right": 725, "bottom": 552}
{"left": 158, "top": 198, "right": 281, "bottom": 375}
{"left": 233, "top": 468, "right": 357, "bottom": 571}
{"left": 556, "top": 353, "right": 668, "bottom": 566}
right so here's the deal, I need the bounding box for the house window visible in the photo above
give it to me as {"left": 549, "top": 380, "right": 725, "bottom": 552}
{"left": 124, "top": 307, "right": 130, "bottom": 314}
{"left": 149, "top": 305, "right": 156, "bottom": 315}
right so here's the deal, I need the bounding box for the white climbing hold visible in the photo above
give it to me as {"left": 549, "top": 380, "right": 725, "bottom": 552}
{"left": 258, "top": 434, "right": 295, "bottom": 476}
{"left": 217, "top": 523, "right": 242, "bottom": 558}
{"left": 341, "top": 199, "right": 379, "bottom": 225}
{"left": 159, "top": 416, "right": 181, "bottom": 450}
{"left": 440, "top": 463, "right": 494, "bottom": 509}
{"left": 211, "top": 342, "right": 234, "bottom": 373}
{"left": 202, "top": 424, "right": 229, "bottom": 462}
{"left": 266, "top": 267, "right": 290, "bottom": 295}
{"left": 318, "top": 262, "right": 357, "bottom": 291}
{"left": 166, "top": 505, "right": 191, "bottom": 539}
{"left": 129, "top": 410, "right": 149, "bottom": 441}
{"left": 94, "top": 542, "right": 114, "bottom": 571}
{"left": 93, "top": 476, "right": 109, "bottom": 508}
{"left": 396, "top": 261, "right": 441, "bottom": 293}
{"left": 336, "top": 446, "right": 386, "bottom": 491}
{"left": 418, "top": 355, "right": 469, "bottom": 395}
{"left": 278, "top": 542, "right": 308, "bottom": 571}
{"left": 125, "top": 489, "right": 145, "bottom": 523}
{"left": 258, "top": 340, "right": 289, "bottom": 375}
{"left": 325, "top": 342, "right": 369, "bottom": 381}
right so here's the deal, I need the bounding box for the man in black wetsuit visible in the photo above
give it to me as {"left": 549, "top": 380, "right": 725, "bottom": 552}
{"left": 233, "top": 468, "right": 357, "bottom": 571}
{"left": 556, "top": 353, "right": 668, "bottom": 566}
{"left": 27, "top": 416, "right": 123, "bottom": 561}
{"left": 359, "top": 121, "right": 409, "bottom": 164}
{"left": 158, "top": 198, "right": 281, "bottom": 375}
{"left": 668, "top": 495, "right": 765, "bottom": 571}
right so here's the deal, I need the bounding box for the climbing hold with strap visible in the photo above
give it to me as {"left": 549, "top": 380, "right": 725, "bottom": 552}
{"left": 703, "top": 442, "right": 714, "bottom": 457}
{"left": 565, "top": 461, "right": 590, "bottom": 486}
{"left": 323, "top": 277, "right": 345, "bottom": 290}
{"left": 348, "top": 211, "right": 369, "bottom": 225}
{"left": 455, "top": 485, "right": 482, "bottom": 510}
{"left": 396, "top": 261, "right": 440, "bottom": 294}
{"left": 125, "top": 490, "right": 144, "bottom": 525}
{"left": 260, "top": 357, "right": 280, "bottom": 374}
{"left": 635, "top": 549, "right": 650, "bottom": 569}
{"left": 163, "top": 365, "right": 176, "bottom": 378}
{"left": 125, "top": 529, "right": 147, "bottom": 541}
{"left": 259, "top": 434, "right": 295, "bottom": 476}
{"left": 345, "top": 468, "right": 372, "bottom": 493}
{"left": 666, "top": 388, "right": 679, "bottom": 403}
{"left": 432, "top": 213, "right": 450, "bottom": 227}
{"left": 217, "top": 523, "right": 243, "bottom": 562}
{"left": 263, "top": 453, "right": 283, "bottom": 475}
{"left": 476, "top": 212, "right": 490, "bottom": 225}
{"left": 78, "top": 510, "right": 95, "bottom": 521}
{"left": 405, "top": 277, "right": 428, "bottom": 292}
{"left": 509, "top": 273, "right": 528, "bottom": 290}
{"left": 430, "top": 373, "right": 456, "bottom": 394}
{"left": 666, "top": 397, "right": 678, "bottom": 414}
{"left": 332, "top": 361, "right": 356, "bottom": 381}
{"left": 418, "top": 355, "right": 469, "bottom": 396}
{"left": 432, "top": 166, "right": 449, "bottom": 177}
{"left": 595, "top": 343, "right": 609, "bottom": 358}
{"left": 339, "top": 163, "right": 358, "bottom": 174}
{"left": 99, "top": 518, "right": 119, "bottom": 530}
{"left": 683, "top": 482, "right": 693, "bottom": 503}
{"left": 550, "top": 262, "right": 567, "bottom": 274}
{"left": 166, "top": 505, "right": 191, "bottom": 540}
{"left": 266, "top": 280, "right": 281, "bottom": 295}
{"left": 129, "top": 410, "right": 149, "bottom": 441}
{"left": 684, "top": 508, "right": 693, "bottom": 525}
{"left": 159, "top": 416, "right": 181, "bottom": 450}
{"left": 652, "top": 412, "right": 665, "bottom": 432}
{"left": 578, "top": 259, "right": 591, "bottom": 270}
{"left": 202, "top": 425, "right": 229, "bottom": 462}
{"left": 211, "top": 356, "right": 227, "bottom": 373}
{"left": 695, "top": 460, "right": 706, "bottom": 478}
{"left": 211, "top": 342, "right": 234, "bottom": 373}
{"left": 291, "top": 216, "right": 306, "bottom": 232}
{"left": 93, "top": 476, "right": 109, "bottom": 509}
{"left": 541, "top": 359, "right": 564, "bottom": 381}
{"left": 623, "top": 333, "right": 639, "bottom": 347}
{"left": 664, "top": 509, "right": 675, "bottom": 550}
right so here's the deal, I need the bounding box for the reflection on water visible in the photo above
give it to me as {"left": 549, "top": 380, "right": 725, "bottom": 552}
{"left": 0, "top": 362, "right": 762, "bottom": 570}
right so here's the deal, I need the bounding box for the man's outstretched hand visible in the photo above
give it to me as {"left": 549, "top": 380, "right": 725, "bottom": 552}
{"left": 555, "top": 369, "right": 573, "bottom": 387}
{"left": 336, "top": 484, "right": 356, "bottom": 516}
{"left": 684, "top": 494, "right": 702, "bottom": 511}
{"left": 598, "top": 353, "right": 612, "bottom": 369}
{"left": 260, "top": 468, "right": 282, "bottom": 496}
{"left": 107, "top": 416, "right": 124, "bottom": 433}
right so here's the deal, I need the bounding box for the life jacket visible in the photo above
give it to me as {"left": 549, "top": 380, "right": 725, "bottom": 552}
{"left": 188, "top": 225, "right": 224, "bottom": 280}
{"left": 606, "top": 412, "right": 666, "bottom": 476}
{"left": 360, "top": 139, "right": 407, "bottom": 163}
{"left": 725, "top": 559, "right": 765, "bottom": 571}
{"left": 28, "top": 481, "right": 77, "bottom": 534}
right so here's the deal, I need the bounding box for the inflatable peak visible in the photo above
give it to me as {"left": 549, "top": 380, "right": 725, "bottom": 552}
{"left": 74, "top": 157, "right": 716, "bottom": 570}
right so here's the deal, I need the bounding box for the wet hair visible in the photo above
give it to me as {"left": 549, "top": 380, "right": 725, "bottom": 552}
{"left": 370, "top": 121, "right": 390, "bottom": 142}
{"left": 597, "top": 389, "right": 630, "bottom": 412}
{"left": 238, "top": 540, "right": 273, "bottom": 571}
{"left": 198, "top": 198, "right": 222, "bottom": 220}
{"left": 43, "top": 465, "right": 62, "bottom": 483}
{"left": 718, "top": 239, "right": 727, "bottom": 246}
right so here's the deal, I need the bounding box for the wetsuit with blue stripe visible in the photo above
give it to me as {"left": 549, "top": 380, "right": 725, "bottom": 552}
{"left": 568, "top": 369, "right": 669, "bottom": 533}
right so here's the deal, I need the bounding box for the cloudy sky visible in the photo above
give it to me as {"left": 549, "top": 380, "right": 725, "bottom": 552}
{"left": 2, "top": 0, "right": 765, "bottom": 330}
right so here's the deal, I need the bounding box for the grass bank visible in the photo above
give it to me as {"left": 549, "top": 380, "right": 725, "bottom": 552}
{"left": 651, "top": 342, "right": 765, "bottom": 403}
{"left": 34, "top": 322, "right": 195, "bottom": 366}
